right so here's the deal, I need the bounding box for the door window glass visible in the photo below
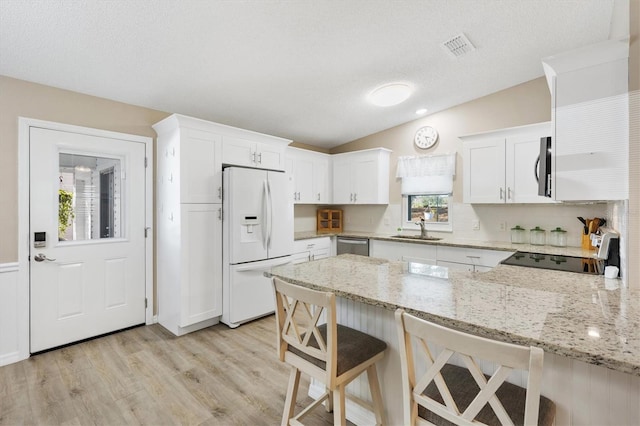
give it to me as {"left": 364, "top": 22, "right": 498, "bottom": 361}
{"left": 59, "top": 153, "right": 123, "bottom": 241}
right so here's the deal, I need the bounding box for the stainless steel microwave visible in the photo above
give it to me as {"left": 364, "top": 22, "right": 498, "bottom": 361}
{"left": 536, "top": 136, "right": 552, "bottom": 198}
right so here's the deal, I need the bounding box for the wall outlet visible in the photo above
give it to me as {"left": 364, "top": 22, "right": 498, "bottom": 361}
{"left": 499, "top": 221, "right": 507, "bottom": 231}
{"left": 472, "top": 219, "right": 480, "bottom": 231}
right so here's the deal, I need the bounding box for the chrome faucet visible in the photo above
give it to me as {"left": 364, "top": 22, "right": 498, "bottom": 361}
{"left": 415, "top": 218, "right": 428, "bottom": 238}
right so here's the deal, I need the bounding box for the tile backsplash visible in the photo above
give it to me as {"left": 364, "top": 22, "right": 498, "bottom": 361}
{"left": 295, "top": 202, "right": 609, "bottom": 248}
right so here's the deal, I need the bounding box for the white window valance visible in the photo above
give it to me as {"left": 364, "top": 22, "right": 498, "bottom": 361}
{"left": 396, "top": 153, "right": 456, "bottom": 195}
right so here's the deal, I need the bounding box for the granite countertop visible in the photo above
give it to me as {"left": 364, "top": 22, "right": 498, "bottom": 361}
{"left": 294, "top": 231, "right": 597, "bottom": 258}
{"left": 267, "top": 254, "right": 640, "bottom": 376}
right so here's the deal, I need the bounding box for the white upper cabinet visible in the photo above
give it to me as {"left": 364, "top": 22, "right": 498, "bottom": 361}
{"left": 543, "top": 37, "right": 629, "bottom": 201}
{"left": 462, "top": 122, "right": 553, "bottom": 204}
{"left": 284, "top": 147, "right": 331, "bottom": 204}
{"left": 223, "top": 136, "right": 287, "bottom": 171}
{"left": 154, "top": 115, "right": 222, "bottom": 204}
{"left": 332, "top": 148, "right": 391, "bottom": 204}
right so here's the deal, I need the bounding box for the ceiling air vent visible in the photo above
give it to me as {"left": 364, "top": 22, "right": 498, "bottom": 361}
{"left": 441, "top": 33, "right": 475, "bottom": 58}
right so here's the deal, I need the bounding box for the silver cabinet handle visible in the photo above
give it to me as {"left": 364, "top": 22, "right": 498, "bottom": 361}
{"left": 218, "top": 207, "right": 222, "bottom": 220}
{"left": 218, "top": 187, "right": 222, "bottom": 200}
{"left": 251, "top": 152, "right": 256, "bottom": 163}
{"left": 353, "top": 193, "right": 357, "bottom": 203}
{"left": 349, "top": 193, "right": 353, "bottom": 202}
{"left": 317, "top": 193, "right": 320, "bottom": 201}
{"left": 257, "top": 152, "right": 262, "bottom": 164}
{"left": 499, "top": 188, "right": 504, "bottom": 200}
{"left": 507, "top": 187, "right": 512, "bottom": 200}
{"left": 34, "top": 253, "right": 56, "bottom": 262}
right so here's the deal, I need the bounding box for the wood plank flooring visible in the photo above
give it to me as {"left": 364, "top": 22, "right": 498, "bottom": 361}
{"left": 0, "top": 316, "right": 345, "bottom": 425}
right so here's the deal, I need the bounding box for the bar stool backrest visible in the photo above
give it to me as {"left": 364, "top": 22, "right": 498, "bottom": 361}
{"left": 395, "top": 309, "right": 545, "bottom": 426}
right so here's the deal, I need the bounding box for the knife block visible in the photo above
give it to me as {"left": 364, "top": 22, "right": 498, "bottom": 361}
{"left": 581, "top": 234, "right": 595, "bottom": 250}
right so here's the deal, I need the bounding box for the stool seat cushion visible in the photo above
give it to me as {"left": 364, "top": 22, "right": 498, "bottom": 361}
{"left": 420, "top": 364, "right": 556, "bottom": 426}
{"left": 289, "top": 324, "right": 387, "bottom": 376}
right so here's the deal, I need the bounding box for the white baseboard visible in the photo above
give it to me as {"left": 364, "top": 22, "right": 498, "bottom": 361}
{"left": 308, "top": 381, "right": 376, "bottom": 426}
{"left": 0, "top": 351, "right": 24, "bottom": 367}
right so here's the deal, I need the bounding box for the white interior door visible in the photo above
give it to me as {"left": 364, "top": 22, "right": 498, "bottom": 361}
{"left": 29, "top": 127, "right": 146, "bottom": 352}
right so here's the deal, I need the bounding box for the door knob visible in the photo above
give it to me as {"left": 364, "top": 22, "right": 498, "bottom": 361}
{"left": 33, "top": 253, "right": 56, "bottom": 262}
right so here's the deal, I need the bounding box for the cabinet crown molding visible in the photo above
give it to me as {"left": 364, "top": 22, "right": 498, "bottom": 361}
{"left": 152, "top": 113, "right": 291, "bottom": 147}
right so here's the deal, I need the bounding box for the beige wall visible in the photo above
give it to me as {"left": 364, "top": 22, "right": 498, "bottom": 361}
{"left": 0, "top": 75, "right": 170, "bottom": 263}
{"left": 330, "top": 77, "right": 551, "bottom": 205}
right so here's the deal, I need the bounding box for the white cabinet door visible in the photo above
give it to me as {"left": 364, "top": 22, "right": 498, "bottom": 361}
{"left": 293, "top": 237, "right": 332, "bottom": 263}
{"left": 181, "top": 128, "right": 222, "bottom": 203}
{"left": 256, "top": 142, "right": 284, "bottom": 171}
{"left": 222, "top": 136, "right": 256, "bottom": 168}
{"left": 293, "top": 155, "right": 314, "bottom": 203}
{"left": 222, "top": 136, "right": 285, "bottom": 170}
{"left": 332, "top": 156, "right": 353, "bottom": 204}
{"left": 352, "top": 154, "right": 379, "bottom": 204}
{"left": 370, "top": 240, "right": 437, "bottom": 264}
{"left": 180, "top": 204, "right": 222, "bottom": 327}
{"left": 370, "top": 240, "right": 402, "bottom": 261}
{"left": 286, "top": 148, "right": 332, "bottom": 204}
{"left": 332, "top": 149, "right": 390, "bottom": 205}
{"left": 437, "top": 246, "right": 512, "bottom": 269}
{"left": 313, "top": 155, "right": 331, "bottom": 204}
{"left": 505, "top": 134, "right": 553, "bottom": 204}
{"left": 462, "top": 122, "right": 552, "bottom": 204}
{"left": 463, "top": 138, "right": 505, "bottom": 203}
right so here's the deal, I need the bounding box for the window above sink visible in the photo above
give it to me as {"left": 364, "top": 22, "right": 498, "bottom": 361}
{"left": 401, "top": 194, "right": 453, "bottom": 232}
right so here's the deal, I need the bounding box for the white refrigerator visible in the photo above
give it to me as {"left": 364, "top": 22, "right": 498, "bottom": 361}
{"left": 222, "top": 167, "right": 294, "bottom": 328}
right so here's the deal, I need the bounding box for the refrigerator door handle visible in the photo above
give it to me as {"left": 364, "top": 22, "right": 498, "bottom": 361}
{"left": 266, "top": 178, "right": 273, "bottom": 248}
{"left": 262, "top": 180, "right": 269, "bottom": 249}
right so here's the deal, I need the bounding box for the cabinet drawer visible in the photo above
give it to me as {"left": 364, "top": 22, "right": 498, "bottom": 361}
{"left": 437, "top": 246, "right": 512, "bottom": 267}
{"left": 294, "top": 237, "right": 331, "bottom": 253}
{"left": 370, "top": 240, "right": 437, "bottom": 263}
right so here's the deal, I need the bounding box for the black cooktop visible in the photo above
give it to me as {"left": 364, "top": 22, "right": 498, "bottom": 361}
{"left": 501, "top": 251, "right": 603, "bottom": 275}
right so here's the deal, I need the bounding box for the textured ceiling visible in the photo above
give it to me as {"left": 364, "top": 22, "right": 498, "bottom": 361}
{"left": 0, "top": 1, "right": 616, "bottom": 148}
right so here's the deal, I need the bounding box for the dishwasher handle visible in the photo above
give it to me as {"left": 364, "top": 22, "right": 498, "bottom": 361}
{"left": 337, "top": 238, "right": 368, "bottom": 245}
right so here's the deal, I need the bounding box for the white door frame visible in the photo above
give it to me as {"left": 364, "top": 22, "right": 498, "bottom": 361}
{"left": 17, "top": 117, "right": 154, "bottom": 361}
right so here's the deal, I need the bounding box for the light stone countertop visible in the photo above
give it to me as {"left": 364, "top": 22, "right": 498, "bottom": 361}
{"left": 294, "top": 231, "right": 597, "bottom": 257}
{"left": 267, "top": 254, "right": 640, "bottom": 376}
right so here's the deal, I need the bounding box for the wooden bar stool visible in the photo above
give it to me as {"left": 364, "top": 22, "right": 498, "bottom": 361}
{"left": 395, "top": 309, "right": 556, "bottom": 426}
{"left": 272, "top": 277, "right": 387, "bottom": 426}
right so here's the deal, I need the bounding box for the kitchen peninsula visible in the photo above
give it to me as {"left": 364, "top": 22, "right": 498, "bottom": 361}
{"left": 267, "top": 254, "right": 640, "bottom": 425}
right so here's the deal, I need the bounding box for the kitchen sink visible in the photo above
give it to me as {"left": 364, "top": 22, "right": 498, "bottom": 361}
{"left": 391, "top": 235, "right": 442, "bottom": 241}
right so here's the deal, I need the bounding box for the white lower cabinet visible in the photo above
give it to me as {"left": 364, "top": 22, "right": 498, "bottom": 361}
{"left": 436, "top": 246, "right": 512, "bottom": 272}
{"left": 370, "top": 240, "right": 512, "bottom": 272}
{"left": 158, "top": 204, "right": 223, "bottom": 336}
{"left": 293, "top": 237, "right": 332, "bottom": 264}
{"left": 370, "top": 240, "right": 437, "bottom": 265}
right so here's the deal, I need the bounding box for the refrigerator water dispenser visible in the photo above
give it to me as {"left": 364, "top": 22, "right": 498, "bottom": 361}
{"left": 240, "top": 216, "right": 261, "bottom": 242}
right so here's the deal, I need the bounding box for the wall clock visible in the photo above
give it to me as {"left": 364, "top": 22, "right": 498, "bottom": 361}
{"left": 414, "top": 126, "right": 438, "bottom": 149}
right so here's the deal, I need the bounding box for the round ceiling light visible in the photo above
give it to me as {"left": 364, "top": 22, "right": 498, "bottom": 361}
{"left": 368, "top": 83, "right": 412, "bottom": 107}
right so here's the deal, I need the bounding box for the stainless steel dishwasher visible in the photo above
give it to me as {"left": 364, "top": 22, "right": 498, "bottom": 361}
{"left": 336, "top": 237, "right": 369, "bottom": 256}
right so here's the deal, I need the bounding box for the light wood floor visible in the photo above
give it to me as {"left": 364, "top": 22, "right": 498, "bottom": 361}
{"left": 0, "top": 316, "right": 347, "bottom": 425}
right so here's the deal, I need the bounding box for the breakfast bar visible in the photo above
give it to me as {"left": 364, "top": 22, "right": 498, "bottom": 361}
{"left": 267, "top": 254, "right": 640, "bottom": 425}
